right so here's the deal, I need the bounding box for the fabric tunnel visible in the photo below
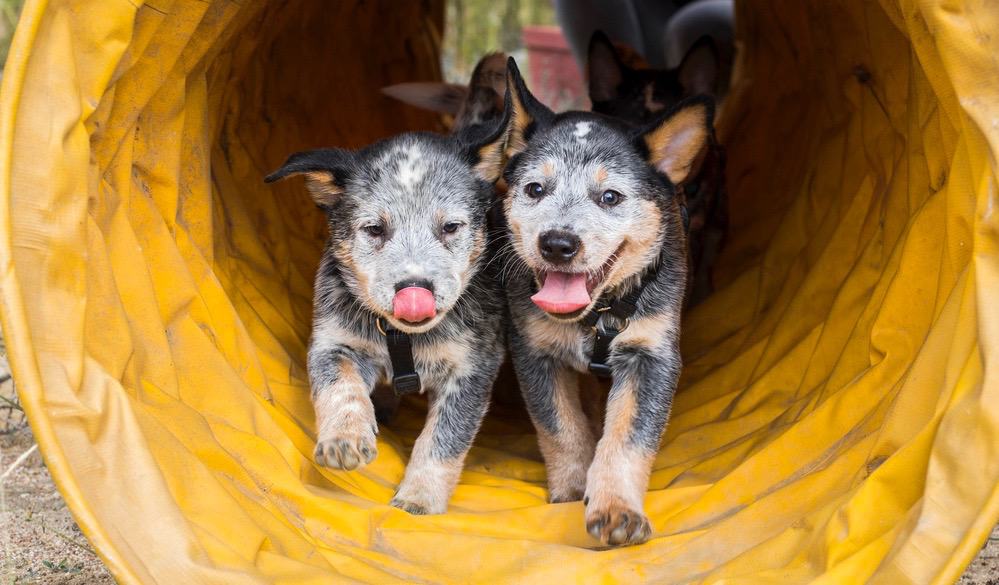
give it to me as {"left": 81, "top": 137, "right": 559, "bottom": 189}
{"left": 1, "top": 0, "right": 998, "bottom": 583}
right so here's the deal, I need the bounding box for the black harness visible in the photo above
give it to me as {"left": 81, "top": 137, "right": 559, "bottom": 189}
{"left": 581, "top": 263, "right": 659, "bottom": 378}
{"left": 583, "top": 201, "right": 690, "bottom": 379}
{"left": 376, "top": 318, "right": 423, "bottom": 395}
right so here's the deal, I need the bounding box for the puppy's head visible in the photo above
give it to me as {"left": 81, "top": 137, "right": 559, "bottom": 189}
{"left": 588, "top": 31, "right": 719, "bottom": 125}
{"left": 381, "top": 52, "right": 508, "bottom": 132}
{"left": 266, "top": 127, "right": 505, "bottom": 333}
{"left": 488, "top": 58, "right": 712, "bottom": 321}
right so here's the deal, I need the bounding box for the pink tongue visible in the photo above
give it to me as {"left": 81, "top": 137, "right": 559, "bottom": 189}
{"left": 531, "top": 272, "right": 591, "bottom": 314}
{"left": 393, "top": 287, "right": 437, "bottom": 323}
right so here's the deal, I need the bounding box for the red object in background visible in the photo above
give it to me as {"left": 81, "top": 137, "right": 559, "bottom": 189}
{"left": 522, "top": 25, "right": 589, "bottom": 112}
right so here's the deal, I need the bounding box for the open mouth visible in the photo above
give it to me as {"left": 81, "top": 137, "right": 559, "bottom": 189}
{"left": 531, "top": 246, "right": 622, "bottom": 317}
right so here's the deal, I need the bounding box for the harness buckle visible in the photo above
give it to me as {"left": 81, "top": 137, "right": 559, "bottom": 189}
{"left": 392, "top": 373, "right": 422, "bottom": 395}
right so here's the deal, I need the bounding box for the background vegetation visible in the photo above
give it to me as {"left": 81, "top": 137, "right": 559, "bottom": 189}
{"left": 0, "top": 0, "right": 24, "bottom": 70}
{"left": 442, "top": 0, "right": 556, "bottom": 82}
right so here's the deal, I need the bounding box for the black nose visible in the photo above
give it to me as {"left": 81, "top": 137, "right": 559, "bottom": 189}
{"left": 539, "top": 230, "right": 581, "bottom": 265}
{"left": 395, "top": 279, "right": 434, "bottom": 292}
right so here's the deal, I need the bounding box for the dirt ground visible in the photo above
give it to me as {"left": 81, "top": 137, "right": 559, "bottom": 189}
{"left": 0, "top": 350, "right": 996, "bottom": 584}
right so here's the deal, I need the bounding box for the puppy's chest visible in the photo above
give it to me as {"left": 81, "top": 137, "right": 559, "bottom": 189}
{"left": 521, "top": 314, "right": 592, "bottom": 371}
{"left": 375, "top": 334, "right": 478, "bottom": 389}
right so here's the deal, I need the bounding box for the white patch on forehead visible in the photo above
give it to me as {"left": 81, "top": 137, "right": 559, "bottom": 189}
{"left": 395, "top": 144, "right": 427, "bottom": 190}
{"left": 573, "top": 122, "right": 592, "bottom": 143}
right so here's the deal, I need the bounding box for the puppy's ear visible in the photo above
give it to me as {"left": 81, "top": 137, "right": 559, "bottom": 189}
{"left": 639, "top": 97, "right": 713, "bottom": 185}
{"left": 460, "top": 57, "right": 553, "bottom": 183}
{"left": 381, "top": 82, "right": 469, "bottom": 116}
{"left": 264, "top": 149, "right": 354, "bottom": 208}
{"left": 587, "top": 30, "right": 627, "bottom": 103}
{"left": 502, "top": 57, "right": 554, "bottom": 157}
{"left": 678, "top": 36, "right": 719, "bottom": 97}
{"left": 453, "top": 52, "right": 507, "bottom": 130}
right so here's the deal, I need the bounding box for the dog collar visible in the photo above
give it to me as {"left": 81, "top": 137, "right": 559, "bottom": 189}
{"left": 581, "top": 262, "right": 660, "bottom": 378}
{"left": 375, "top": 318, "right": 422, "bottom": 395}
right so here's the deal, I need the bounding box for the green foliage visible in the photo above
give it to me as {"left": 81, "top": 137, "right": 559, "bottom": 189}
{"left": 443, "top": 0, "right": 554, "bottom": 83}
{"left": 0, "top": 0, "right": 25, "bottom": 70}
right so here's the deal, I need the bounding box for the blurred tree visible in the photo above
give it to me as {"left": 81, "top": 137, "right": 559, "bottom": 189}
{"left": 443, "top": 0, "right": 554, "bottom": 83}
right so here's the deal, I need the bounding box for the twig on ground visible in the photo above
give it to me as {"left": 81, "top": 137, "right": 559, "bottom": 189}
{"left": 1, "top": 442, "right": 37, "bottom": 480}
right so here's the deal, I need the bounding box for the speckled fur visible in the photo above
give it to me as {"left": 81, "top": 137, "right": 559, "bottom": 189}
{"left": 266, "top": 120, "right": 506, "bottom": 515}
{"left": 486, "top": 59, "right": 712, "bottom": 546}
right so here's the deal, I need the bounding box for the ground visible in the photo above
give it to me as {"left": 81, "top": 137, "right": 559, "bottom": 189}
{"left": 0, "top": 349, "right": 996, "bottom": 584}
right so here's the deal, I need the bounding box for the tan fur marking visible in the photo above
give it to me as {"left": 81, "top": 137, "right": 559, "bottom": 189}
{"left": 644, "top": 103, "right": 709, "bottom": 184}
{"left": 542, "top": 161, "right": 555, "bottom": 178}
{"left": 312, "top": 357, "right": 378, "bottom": 471}
{"left": 414, "top": 339, "right": 472, "bottom": 380}
{"left": 612, "top": 312, "right": 678, "bottom": 351}
{"left": 475, "top": 139, "right": 506, "bottom": 182}
{"left": 303, "top": 171, "right": 344, "bottom": 206}
{"left": 536, "top": 368, "right": 596, "bottom": 502}
{"left": 391, "top": 390, "right": 468, "bottom": 514}
{"left": 594, "top": 165, "right": 608, "bottom": 184}
{"left": 584, "top": 374, "right": 656, "bottom": 545}
{"left": 600, "top": 200, "right": 668, "bottom": 293}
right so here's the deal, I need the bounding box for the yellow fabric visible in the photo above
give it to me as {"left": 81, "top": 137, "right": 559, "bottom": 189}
{"left": 1, "top": 0, "right": 997, "bottom": 582}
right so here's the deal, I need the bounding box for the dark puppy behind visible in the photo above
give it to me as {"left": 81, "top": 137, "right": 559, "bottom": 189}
{"left": 588, "top": 31, "right": 728, "bottom": 304}
{"left": 485, "top": 59, "right": 712, "bottom": 546}
{"left": 382, "top": 52, "right": 508, "bottom": 132}
{"left": 265, "top": 119, "right": 507, "bottom": 515}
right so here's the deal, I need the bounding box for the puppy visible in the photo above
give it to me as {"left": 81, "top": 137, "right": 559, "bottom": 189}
{"left": 265, "top": 122, "right": 507, "bottom": 515}
{"left": 487, "top": 59, "right": 712, "bottom": 546}
{"left": 382, "top": 52, "right": 508, "bottom": 133}
{"left": 588, "top": 31, "right": 729, "bottom": 304}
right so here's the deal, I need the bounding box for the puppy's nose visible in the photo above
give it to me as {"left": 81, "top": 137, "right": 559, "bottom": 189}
{"left": 394, "top": 279, "right": 434, "bottom": 293}
{"left": 539, "top": 230, "right": 581, "bottom": 265}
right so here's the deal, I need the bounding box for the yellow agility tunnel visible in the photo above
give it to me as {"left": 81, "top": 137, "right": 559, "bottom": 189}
{"left": 2, "top": 0, "right": 998, "bottom": 582}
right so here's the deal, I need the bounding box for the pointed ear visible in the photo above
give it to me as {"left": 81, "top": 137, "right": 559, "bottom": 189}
{"left": 459, "top": 57, "right": 554, "bottom": 183}
{"left": 503, "top": 57, "right": 554, "bottom": 158}
{"left": 264, "top": 149, "right": 354, "bottom": 207}
{"left": 678, "top": 36, "right": 719, "bottom": 96}
{"left": 639, "top": 97, "right": 713, "bottom": 184}
{"left": 587, "top": 30, "right": 627, "bottom": 103}
{"left": 381, "top": 82, "right": 469, "bottom": 116}
{"left": 454, "top": 52, "right": 508, "bottom": 130}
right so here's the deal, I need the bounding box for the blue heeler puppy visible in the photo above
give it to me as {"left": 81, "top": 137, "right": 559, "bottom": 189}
{"left": 489, "top": 59, "right": 713, "bottom": 545}
{"left": 265, "top": 118, "right": 507, "bottom": 515}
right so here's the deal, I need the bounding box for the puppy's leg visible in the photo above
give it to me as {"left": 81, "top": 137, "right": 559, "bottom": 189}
{"left": 584, "top": 334, "right": 681, "bottom": 546}
{"left": 391, "top": 369, "right": 494, "bottom": 515}
{"left": 308, "top": 343, "right": 379, "bottom": 470}
{"left": 512, "top": 341, "right": 596, "bottom": 503}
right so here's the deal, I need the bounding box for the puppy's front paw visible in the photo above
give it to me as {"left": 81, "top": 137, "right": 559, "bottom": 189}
{"left": 585, "top": 497, "right": 652, "bottom": 546}
{"left": 389, "top": 497, "right": 430, "bottom": 515}
{"left": 314, "top": 430, "right": 377, "bottom": 471}
{"left": 548, "top": 486, "right": 585, "bottom": 504}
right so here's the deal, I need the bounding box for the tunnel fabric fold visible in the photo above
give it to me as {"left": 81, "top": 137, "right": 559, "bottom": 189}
{"left": 1, "top": 0, "right": 997, "bottom": 583}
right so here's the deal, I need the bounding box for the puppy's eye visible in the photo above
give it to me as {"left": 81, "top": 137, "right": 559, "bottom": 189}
{"left": 525, "top": 182, "right": 545, "bottom": 198}
{"left": 600, "top": 190, "right": 622, "bottom": 206}
{"left": 442, "top": 221, "right": 462, "bottom": 235}
{"left": 363, "top": 224, "right": 385, "bottom": 237}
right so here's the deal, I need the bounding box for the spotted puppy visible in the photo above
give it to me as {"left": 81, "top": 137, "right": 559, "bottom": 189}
{"left": 588, "top": 30, "right": 729, "bottom": 304}
{"left": 265, "top": 124, "right": 506, "bottom": 515}
{"left": 491, "top": 59, "right": 712, "bottom": 545}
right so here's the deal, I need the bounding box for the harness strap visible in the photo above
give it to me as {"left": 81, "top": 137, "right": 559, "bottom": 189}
{"left": 585, "top": 201, "right": 690, "bottom": 377}
{"left": 378, "top": 319, "right": 422, "bottom": 395}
